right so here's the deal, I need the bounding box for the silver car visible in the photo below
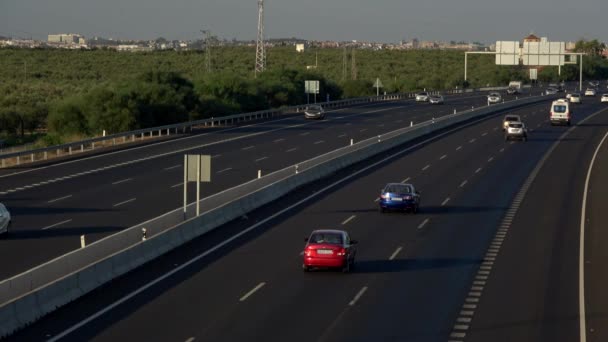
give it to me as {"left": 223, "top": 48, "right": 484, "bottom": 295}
{"left": 429, "top": 95, "right": 444, "bottom": 104}
{"left": 505, "top": 121, "right": 527, "bottom": 142}
{"left": 415, "top": 92, "right": 430, "bottom": 102}
{"left": 488, "top": 92, "right": 502, "bottom": 104}
{"left": 304, "top": 105, "right": 325, "bottom": 120}
{"left": 0, "top": 203, "right": 11, "bottom": 236}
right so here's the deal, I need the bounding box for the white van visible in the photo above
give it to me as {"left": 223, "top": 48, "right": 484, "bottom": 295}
{"left": 0, "top": 203, "right": 10, "bottom": 235}
{"left": 550, "top": 99, "right": 571, "bottom": 126}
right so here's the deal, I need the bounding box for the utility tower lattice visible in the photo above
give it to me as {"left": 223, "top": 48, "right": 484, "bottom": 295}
{"left": 201, "top": 30, "right": 212, "bottom": 73}
{"left": 351, "top": 48, "right": 357, "bottom": 80}
{"left": 342, "top": 46, "right": 347, "bottom": 81}
{"left": 255, "top": 0, "right": 266, "bottom": 77}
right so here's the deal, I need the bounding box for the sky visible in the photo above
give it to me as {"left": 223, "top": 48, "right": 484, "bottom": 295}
{"left": 1, "top": 0, "right": 606, "bottom": 43}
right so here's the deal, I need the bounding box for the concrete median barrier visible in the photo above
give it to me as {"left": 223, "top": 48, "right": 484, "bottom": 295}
{"left": 0, "top": 95, "right": 547, "bottom": 338}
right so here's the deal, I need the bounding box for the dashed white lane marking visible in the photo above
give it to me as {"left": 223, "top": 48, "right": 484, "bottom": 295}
{"left": 273, "top": 138, "right": 285, "bottom": 143}
{"left": 475, "top": 167, "right": 482, "bottom": 174}
{"left": 164, "top": 164, "right": 181, "bottom": 171}
{"left": 300, "top": 132, "right": 310, "bottom": 136}
{"left": 113, "top": 198, "right": 137, "bottom": 207}
{"left": 171, "top": 182, "right": 183, "bottom": 188}
{"left": 239, "top": 282, "right": 266, "bottom": 302}
{"left": 422, "top": 164, "right": 431, "bottom": 171}
{"left": 42, "top": 219, "right": 73, "bottom": 230}
{"left": 378, "top": 124, "right": 385, "bottom": 127}
{"left": 314, "top": 140, "right": 325, "bottom": 145}
{"left": 341, "top": 215, "right": 356, "bottom": 225}
{"left": 460, "top": 180, "right": 468, "bottom": 187}
{"left": 242, "top": 146, "right": 255, "bottom": 150}
{"left": 255, "top": 156, "right": 268, "bottom": 162}
{"left": 469, "top": 138, "right": 476, "bottom": 143}
{"left": 360, "top": 128, "right": 368, "bottom": 132}
{"left": 493, "top": 127, "right": 499, "bottom": 131}
{"left": 338, "top": 134, "right": 347, "bottom": 138}
{"left": 488, "top": 157, "right": 494, "bottom": 162}
{"left": 441, "top": 197, "right": 450, "bottom": 206}
{"left": 440, "top": 154, "right": 447, "bottom": 160}
{"left": 395, "top": 119, "right": 404, "bottom": 123}
{"left": 217, "top": 168, "right": 232, "bottom": 174}
{"left": 47, "top": 195, "right": 73, "bottom": 203}
{"left": 349, "top": 286, "right": 368, "bottom": 306}
{"left": 417, "top": 218, "right": 430, "bottom": 229}
{"left": 481, "top": 132, "right": 488, "bottom": 136}
{"left": 456, "top": 146, "right": 463, "bottom": 151}
{"left": 112, "top": 178, "right": 132, "bottom": 185}
{"left": 286, "top": 148, "right": 298, "bottom": 152}
{"left": 211, "top": 154, "right": 222, "bottom": 158}
{"left": 402, "top": 177, "right": 411, "bottom": 183}
{"left": 499, "top": 148, "right": 505, "bottom": 152}
{"left": 185, "top": 338, "right": 195, "bottom": 342}
{"left": 389, "top": 247, "right": 403, "bottom": 260}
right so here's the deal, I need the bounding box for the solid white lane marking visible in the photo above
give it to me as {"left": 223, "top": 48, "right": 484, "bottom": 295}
{"left": 47, "top": 195, "right": 73, "bottom": 203}
{"left": 460, "top": 180, "right": 468, "bottom": 187}
{"left": 422, "top": 164, "right": 431, "bottom": 171}
{"left": 242, "top": 146, "right": 255, "bottom": 150}
{"left": 273, "top": 138, "right": 285, "bottom": 143}
{"left": 389, "top": 247, "right": 403, "bottom": 260}
{"left": 349, "top": 286, "right": 368, "bottom": 306}
{"left": 286, "top": 148, "right": 298, "bottom": 152}
{"left": 239, "top": 282, "right": 266, "bottom": 302}
{"left": 440, "top": 154, "right": 447, "bottom": 160}
{"left": 171, "top": 182, "right": 183, "bottom": 188}
{"left": 314, "top": 140, "right": 325, "bottom": 145}
{"left": 255, "top": 156, "right": 268, "bottom": 162}
{"left": 456, "top": 146, "right": 462, "bottom": 151}
{"left": 217, "top": 168, "right": 232, "bottom": 174}
{"left": 112, "top": 178, "right": 132, "bottom": 185}
{"left": 441, "top": 197, "right": 450, "bottom": 206}
{"left": 402, "top": 177, "right": 411, "bottom": 183}
{"left": 164, "top": 165, "right": 181, "bottom": 171}
{"left": 578, "top": 130, "right": 608, "bottom": 342}
{"left": 475, "top": 167, "right": 482, "bottom": 174}
{"left": 417, "top": 218, "right": 430, "bottom": 229}
{"left": 42, "top": 219, "right": 73, "bottom": 230}
{"left": 113, "top": 198, "right": 136, "bottom": 207}
{"left": 341, "top": 215, "right": 356, "bottom": 225}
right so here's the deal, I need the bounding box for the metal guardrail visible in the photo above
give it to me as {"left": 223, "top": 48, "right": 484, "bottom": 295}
{"left": 0, "top": 92, "right": 546, "bottom": 307}
{"left": 0, "top": 87, "right": 499, "bottom": 168}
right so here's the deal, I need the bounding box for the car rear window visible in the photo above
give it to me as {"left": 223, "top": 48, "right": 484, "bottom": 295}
{"left": 385, "top": 184, "right": 411, "bottom": 193}
{"left": 553, "top": 105, "right": 567, "bottom": 113}
{"left": 309, "top": 233, "right": 343, "bottom": 245}
{"left": 509, "top": 123, "right": 523, "bottom": 128}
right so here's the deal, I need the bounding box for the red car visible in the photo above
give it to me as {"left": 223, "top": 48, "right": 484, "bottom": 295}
{"left": 302, "top": 229, "right": 357, "bottom": 272}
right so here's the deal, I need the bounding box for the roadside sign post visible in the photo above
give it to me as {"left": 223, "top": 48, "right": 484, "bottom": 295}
{"left": 305, "top": 80, "right": 320, "bottom": 104}
{"left": 373, "top": 78, "right": 383, "bottom": 96}
{"left": 183, "top": 154, "right": 211, "bottom": 218}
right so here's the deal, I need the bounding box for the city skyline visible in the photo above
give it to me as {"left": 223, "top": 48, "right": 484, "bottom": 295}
{"left": 1, "top": 0, "right": 606, "bottom": 43}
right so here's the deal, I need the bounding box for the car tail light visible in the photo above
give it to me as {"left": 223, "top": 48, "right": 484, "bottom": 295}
{"left": 404, "top": 195, "right": 412, "bottom": 200}
{"left": 380, "top": 193, "right": 389, "bottom": 199}
{"left": 337, "top": 248, "right": 346, "bottom": 256}
{"left": 304, "top": 246, "right": 313, "bottom": 257}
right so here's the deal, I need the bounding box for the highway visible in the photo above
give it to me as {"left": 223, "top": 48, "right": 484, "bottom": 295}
{"left": 9, "top": 94, "right": 608, "bottom": 341}
{"left": 0, "top": 91, "right": 513, "bottom": 280}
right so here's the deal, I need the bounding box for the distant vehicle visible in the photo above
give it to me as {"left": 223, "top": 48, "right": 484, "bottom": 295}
{"left": 379, "top": 183, "right": 421, "bottom": 213}
{"left": 566, "top": 93, "right": 573, "bottom": 100}
{"left": 545, "top": 88, "right": 558, "bottom": 95}
{"left": 584, "top": 88, "right": 597, "bottom": 97}
{"left": 550, "top": 99, "right": 572, "bottom": 126}
{"left": 302, "top": 229, "right": 357, "bottom": 272}
{"left": 429, "top": 95, "right": 444, "bottom": 104}
{"left": 589, "top": 81, "right": 599, "bottom": 88}
{"left": 505, "top": 121, "right": 528, "bottom": 141}
{"left": 570, "top": 93, "right": 582, "bottom": 104}
{"left": 304, "top": 105, "right": 325, "bottom": 120}
{"left": 0, "top": 203, "right": 10, "bottom": 236}
{"left": 507, "top": 81, "right": 522, "bottom": 94}
{"left": 601, "top": 94, "right": 608, "bottom": 103}
{"left": 502, "top": 114, "right": 521, "bottom": 131}
{"left": 548, "top": 83, "right": 558, "bottom": 89}
{"left": 415, "top": 92, "right": 430, "bottom": 102}
{"left": 488, "top": 92, "right": 502, "bottom": 104}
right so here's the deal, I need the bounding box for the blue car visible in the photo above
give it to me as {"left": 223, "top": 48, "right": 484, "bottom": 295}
{"left": 379, "top": 183, "right": 421, "bottom": 213}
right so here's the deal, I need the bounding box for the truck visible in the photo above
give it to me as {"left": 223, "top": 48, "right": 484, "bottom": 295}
{"left": 507, "top": 81, "right": 522, "bottom": 94}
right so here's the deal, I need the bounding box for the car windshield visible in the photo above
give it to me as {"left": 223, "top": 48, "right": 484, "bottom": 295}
{"left": 553, "top": 105, "right": 567, "bottom": 113}
{"left": 418, "top": 92, "right": 428, "bottom": 96}
{"left": 505, "top": 116, "right": 519, "bottom": 122}
{"left": 309, "top": 232, "right": 343, "bottom": 245}
{"left": 385, "top": 184, "right": 411, "bottom": 194}
{"left": 489, "top": 93, "right": 499, "bottom": 97}
{"left": 307, "top": 105, "right": 322, "bottom": 111}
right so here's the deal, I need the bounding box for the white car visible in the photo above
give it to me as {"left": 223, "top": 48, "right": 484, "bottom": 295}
{"left": 601, "top": 94, "right": 608, "bottom": 103}
{"left": 566, "top": 93, "right": 572, "bottom": 100}
{"left": 0, "top": 203, "right": 11, "bottom": 236}
{"left": 415, "top": 92, "right": 430, "bottom": 102}
{"left": 584, "top": 88, "right": 596, "bottom": 96}
{"left": 550, "top": 99, "right": 571, "bottom": 126}
{"left": 429, "top": 95, "right": 444, "bottom": 104}
{"left": 505, "top": 121, "right": 527, "bottom": 141}
{"left": 487, "top": 92, "right": 502, "bottom": 104}
{"left": 570, "top": 93, "right": 582, "bottom": 103}
{"left": 502, "top": 114, "right": 521, "bottom": 131}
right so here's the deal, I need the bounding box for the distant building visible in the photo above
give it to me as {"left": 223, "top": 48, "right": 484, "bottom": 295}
{"left": 523, "top": 33, "right": 541, "bottom": 43}
{"left": 296, "top": 43, "right": 305, "bottom": 52}
{"left": 48, "top": 33, "right": 86, "bottom": 45}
